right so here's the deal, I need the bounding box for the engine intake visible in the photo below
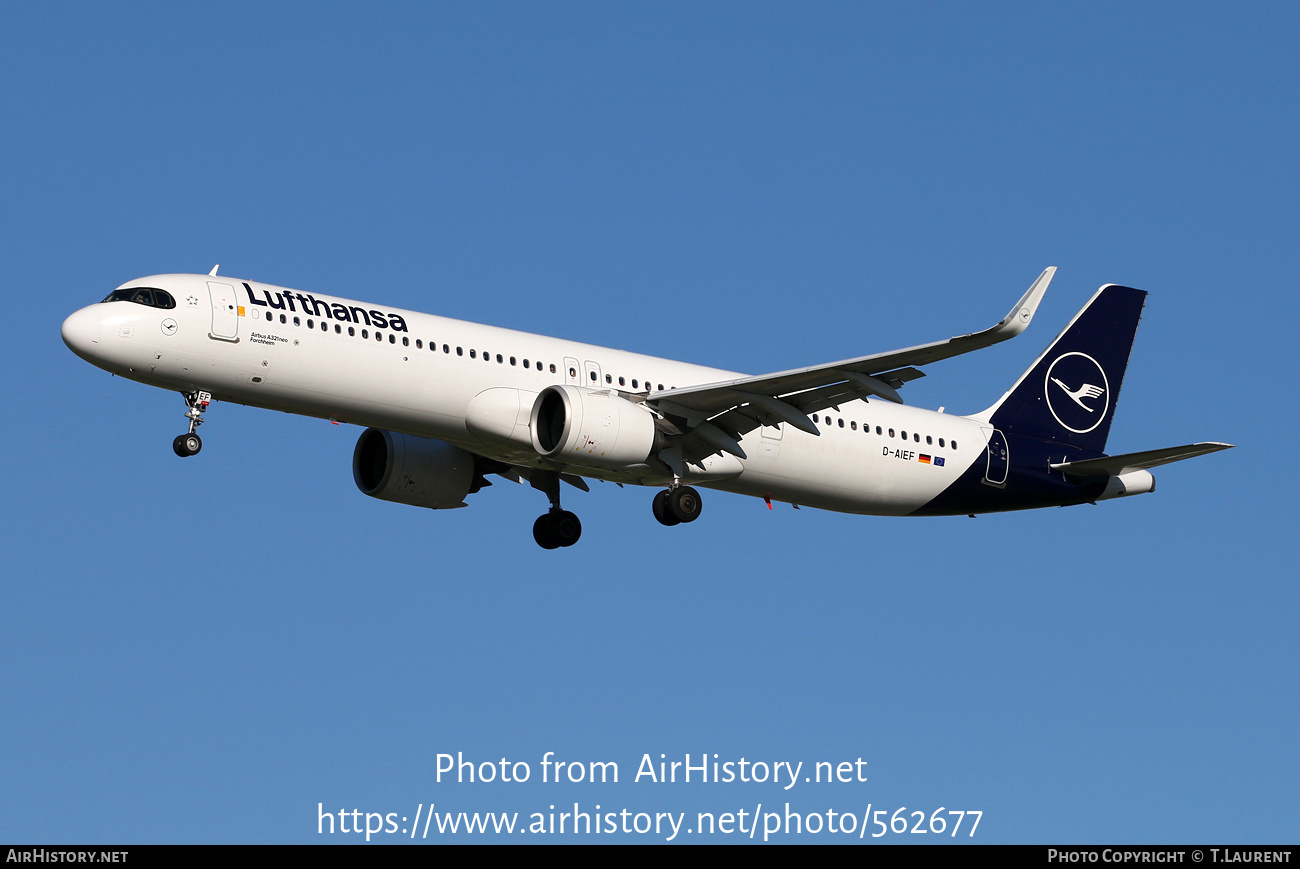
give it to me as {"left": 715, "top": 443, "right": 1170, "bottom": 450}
{"left": 530, "top": 385, "right": 660, "bottom": 470}
{"left": 353, "top": 428, "right": 477, "bottom": 509}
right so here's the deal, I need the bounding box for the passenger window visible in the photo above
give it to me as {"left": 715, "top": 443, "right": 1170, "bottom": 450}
{"left": 550, "top": 364, "right": 556, "bottom": 373}
{"left": 362, "top": 329, "right": 369, "bottom": 338}
{"left": 605, "top": 374, "right": 612, "bottom": 384}
{"left": 402, "top": 336, "right": 409, "bottom": 346}
{"left": 470, "top": 349, "right": 476, "bottom": 358}
{"left": 348, "top": 326, "right": 355, "bottom": 336}
{"left": 589, "top": 371, "right": 597, "bottom": 381}
{"left": 914, "top": 433, "right": 919, "bottom": 443}
{"left": 952, "top": 441, "right": 958, "bottom": 450}
{"left": 812, "top": 414, "right": 819, "bottom": 423}
{"left": 838, "top": 419, "right": 844, "bottom": 428}
{"left": 632, "top": 379, "right": 638, "bottom": 388}
{"left": 926, "top": 435, "right": 932, "bottom": 445}
{"left": 496, "top": 354, "right": 502, "bottom": 363}
{"left": 939, "top": 438, "right": 945, "bottom": 448}
{"left": 294, "top": 316, "right": 301, "bottom": 326}
{"left": 307, "top": 319, "right": 314, "bottom": 328}
{"left": 335, "top": 324, "right": 341, "bottom": 334}
{"left": 416, "top": 339, "right": 422, "bottom": 348}
{"left": 619, "top": 376, "right": 625, "bottom": 386}
{"left": 510, "top": 357, "right": 516, "bottom": 366}
{"left": 876, "top": 426, "right": 882, "bottom": 435}
{"left": 851, "top": 421, "right": 857, "bottom": 430}
{"left": 901, "top": 430, "right": 907, "bottom": 439}
{"left": 889, "top": 429, "right": 895, "bottom": 438}
{"left": 376, "top": 332, "right": 383, "bottom": 342}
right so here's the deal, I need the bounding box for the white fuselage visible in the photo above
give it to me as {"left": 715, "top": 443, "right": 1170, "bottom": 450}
{"left": 63, "top": 274, "right": 991, "bottom": 515}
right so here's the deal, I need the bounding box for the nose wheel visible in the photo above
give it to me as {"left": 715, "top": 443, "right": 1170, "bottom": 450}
{"left": 174, "top": 391, "right": 211, "bottom": 458}
{"left": 653, "top": 485, "right": 702, "bottom": 526}
{"left": 173, "top": 433, "right": 202, "bottom": 457}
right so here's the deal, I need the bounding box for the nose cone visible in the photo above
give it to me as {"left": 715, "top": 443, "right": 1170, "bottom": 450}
{"left": 62, "top": 305, "right": 103, "bottom": 361}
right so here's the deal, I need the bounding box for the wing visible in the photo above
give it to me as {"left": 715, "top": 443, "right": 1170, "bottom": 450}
{"left": 647, "top": 267, "right": 1056, "bottom": 464}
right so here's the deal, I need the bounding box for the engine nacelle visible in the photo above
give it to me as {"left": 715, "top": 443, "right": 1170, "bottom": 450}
{"left": 530, "top": 385, "right": 660, "bottom": 470}
{"left": 352, "top": 428, "right": 476, "bottom": 509}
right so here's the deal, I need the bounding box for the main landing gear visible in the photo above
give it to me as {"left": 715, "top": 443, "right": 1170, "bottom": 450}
{"left": 533, "top": 510, "right": 582, "bottom": 550}
{"left": 530, "top": 470, "right": 582, "bottom": 550}
{"left": 172, "top": 391, "right": 211, "bottom": 458}
{"left": 652, "top": 484, "right": 702, "bottom": 527}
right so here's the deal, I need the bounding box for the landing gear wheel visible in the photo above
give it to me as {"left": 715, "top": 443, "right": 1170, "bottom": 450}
{"left": 173, "top": 433, "right": 202, "bottom": 457}
{"left": 529, "top": 470, "right": 583, "bottom": 550}
{"left": 554, "top": 510, "right": 582, "bottom": 547}
{"left": 533, "top": 514, "right": 561, "bottom": 550}
{"left": 533, "top": 511, "right": 582, "bottom": 550}
{"left": 652, "top": 490, "right": 680, "bottom": 526}
{"left": 668, "top": 486, "right": 702, "bottom": 523}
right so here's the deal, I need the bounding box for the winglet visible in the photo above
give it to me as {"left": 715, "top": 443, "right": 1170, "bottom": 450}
{"left": 980, "top": 266, "right": 1055, "bottom": 341}
{"left": 209, "top": 264, "right": 220, "bottom": 276}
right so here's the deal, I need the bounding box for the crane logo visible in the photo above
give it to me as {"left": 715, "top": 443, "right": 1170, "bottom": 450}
{"left": 1044, "top": 352, "right": 1109, "bottom": 434}
{"left": 1051, "top": 378, "right": 1103, "bottom": 411}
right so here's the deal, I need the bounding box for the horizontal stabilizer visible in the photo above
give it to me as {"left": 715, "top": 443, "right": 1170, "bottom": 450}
{"left": 1050, "top": 442, "right": 1234, "bottom": 477}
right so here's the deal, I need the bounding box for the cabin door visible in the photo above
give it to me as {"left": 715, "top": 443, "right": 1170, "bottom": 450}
{"left": 982, "top": 427, "right": 1009, "bottom": 487}
{"left": 207, "top": 281, "right": 240, "bottom": 341}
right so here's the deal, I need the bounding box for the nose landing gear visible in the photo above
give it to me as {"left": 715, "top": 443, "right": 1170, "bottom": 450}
{"left": 172, "top": 432, "right": 202, "bottom": 457}
{"left": 173, "top": 391, "right": 211, "bottom": 457}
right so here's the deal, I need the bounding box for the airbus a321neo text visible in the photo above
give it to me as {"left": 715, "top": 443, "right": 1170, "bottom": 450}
{"left": 62, "top": 266, "right": 1231, "bottom": 549}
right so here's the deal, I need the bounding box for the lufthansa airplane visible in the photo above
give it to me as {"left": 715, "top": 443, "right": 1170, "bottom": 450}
{"left": 62, "top": 267, "right": 1231, "bottom": 548}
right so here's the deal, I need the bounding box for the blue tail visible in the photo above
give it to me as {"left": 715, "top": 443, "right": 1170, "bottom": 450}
{"left": 980, "top": 284, "right": 1147, "bottom": 454}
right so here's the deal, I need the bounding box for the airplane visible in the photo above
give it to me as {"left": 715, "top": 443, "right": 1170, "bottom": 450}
{"left": 61, "top": 266, "right": 1232, "bottom": 549}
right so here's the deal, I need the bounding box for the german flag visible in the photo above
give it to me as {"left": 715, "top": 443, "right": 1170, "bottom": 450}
{"left": 919, "top": 454, "right": 932, "bottom": 464}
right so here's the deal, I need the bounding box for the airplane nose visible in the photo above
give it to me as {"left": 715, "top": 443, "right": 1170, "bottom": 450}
{"left": 62, "top": 306, "right": 103, "bottom": 359}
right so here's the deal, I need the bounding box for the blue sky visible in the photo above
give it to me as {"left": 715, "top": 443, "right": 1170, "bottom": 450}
{"left": 2, "top": 2, "right": 1295, "bottom": 844}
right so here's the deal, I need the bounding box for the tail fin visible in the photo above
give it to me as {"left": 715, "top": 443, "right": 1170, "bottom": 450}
{"left": 977, "top": 284, "right": 1147, "bottom": 454}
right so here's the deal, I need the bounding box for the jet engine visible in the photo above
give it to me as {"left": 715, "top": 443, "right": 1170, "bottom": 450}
{"left": 352, "top": 428, "right": 479, "bottom": 509}
{"left": 529, "top": 385, "right": 661, "bottom": 470}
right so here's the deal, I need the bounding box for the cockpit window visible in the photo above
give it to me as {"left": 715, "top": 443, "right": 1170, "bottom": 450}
{"left": 101, "top": 287, "right": 176, "bottom": 309}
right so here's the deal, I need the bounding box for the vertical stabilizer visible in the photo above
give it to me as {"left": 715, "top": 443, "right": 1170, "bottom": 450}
{"left": 979, "top": 284, "right": 1146, "bottom": 454}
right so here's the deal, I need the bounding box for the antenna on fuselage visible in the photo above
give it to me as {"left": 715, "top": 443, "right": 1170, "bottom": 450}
{"left": 209, "top": 264, "right": 220, "bottom": 276}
